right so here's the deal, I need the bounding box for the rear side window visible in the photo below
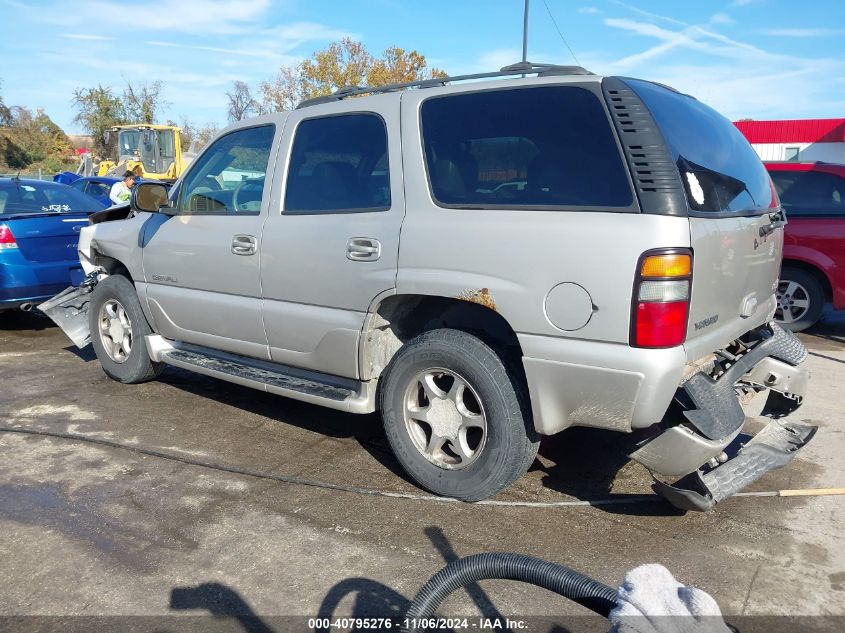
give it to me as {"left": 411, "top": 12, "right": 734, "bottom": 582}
{"left": 87, "top": 182, "right": 111, "bottom": 198}
{"left": 770, "top": 170, "right": 845, "bottom": 217}
{"left": 284, "top": 113, "right": 390, "bottom": 214}
{"left": 627, "top": 79, "right": 772, "bottom": 215}
{"left": 420, "top": 86, "right": 633, "bottom": 210}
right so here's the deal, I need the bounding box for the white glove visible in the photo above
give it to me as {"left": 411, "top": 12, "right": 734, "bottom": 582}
{"left": 609, "top": 564, "right": 733, "bottom": 633}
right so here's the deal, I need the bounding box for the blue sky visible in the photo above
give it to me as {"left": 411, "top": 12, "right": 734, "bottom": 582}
{"left": 1, "top": 0, "right": 844, "bottom": 135}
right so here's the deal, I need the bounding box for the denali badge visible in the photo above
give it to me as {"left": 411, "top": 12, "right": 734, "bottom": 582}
{"left": 694, "top": 314, "right": 719, "bottom": 330}
{"left": 152, "top": 274, "right": 178, "bottom": 283}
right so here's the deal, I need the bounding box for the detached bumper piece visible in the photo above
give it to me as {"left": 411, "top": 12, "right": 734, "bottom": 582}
{"left": 634, "top": 322, "right": 816, "bottom": 511}
{"left": 653, "top": 419, "right": 817, "bottom": 512}
{"left": 37, "top": 272, "right": 97, "bottom": 348}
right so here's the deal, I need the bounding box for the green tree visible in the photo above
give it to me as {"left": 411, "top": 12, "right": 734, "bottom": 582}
{"left": 368, "top": 46, "right": 447, "bottom": 86}
{"left": 0, "top": 105, "right": 74, "bottom": 170}
{"left": 71, "top": 85, "right": 127, "bottom": 156}
{"left": 71, "top": 80, "right": 169, "bottom": 155}
{"left": 258, "top": 39, "right": 447, "bottom": 112}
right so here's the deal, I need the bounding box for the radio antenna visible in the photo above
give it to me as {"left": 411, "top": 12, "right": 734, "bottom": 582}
{"left": 522, "top": 0, "right": 530, "bottom": 62}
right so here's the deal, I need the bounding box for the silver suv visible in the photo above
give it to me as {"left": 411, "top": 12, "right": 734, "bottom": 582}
{"left": 43, "top": 63, "right": 815, "bottom": 511}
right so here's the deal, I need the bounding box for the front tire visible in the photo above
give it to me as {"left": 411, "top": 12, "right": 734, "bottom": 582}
{"left": 775, "top": 267, "right": 825, "bottom": 332}
{"left": 380, "top": 329, "right": 539, "bottom": 501}
{"left": 89, "top": 275, "right": 163, "bottom": 384}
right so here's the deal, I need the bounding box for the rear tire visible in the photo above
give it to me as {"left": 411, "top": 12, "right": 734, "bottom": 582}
{"left": 380, "top": 328, "right": 539, "bottom": 501}
{"left": 775, "top": 267, "right": 825, "bottom": 332}
{"left": 89, "top": 275, "right": 163, "bottom": 384}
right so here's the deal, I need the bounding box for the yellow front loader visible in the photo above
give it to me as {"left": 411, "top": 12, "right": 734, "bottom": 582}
{"left": 96, "top": 124, "right": 189, "bottom": 182}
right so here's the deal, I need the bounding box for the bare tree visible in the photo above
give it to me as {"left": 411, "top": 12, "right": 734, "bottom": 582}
{"left": 174, "top": 117, "right": 219, "bottom": 153}
{"left": 258, "top": 66, "right": 301, "bottom": 114}
{"left": 123, "top": 80, "right": 168, "bottom": 124}
{"left": 0, "top": 79, "right": 12, "bottom": 126}
{"left": 226, "top": 81, "right": 258, "bottom": 122}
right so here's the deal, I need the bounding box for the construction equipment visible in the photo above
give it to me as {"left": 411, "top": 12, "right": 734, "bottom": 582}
{"left": 95, "top": 124, "right": 190, "bottom": 182}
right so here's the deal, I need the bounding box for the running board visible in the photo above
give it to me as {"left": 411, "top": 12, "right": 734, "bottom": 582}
{"left": 147, "top": 336, "right": 376, "bottom": 414}
{"left": 653, "top": 419, "right": 817, "bottom": 512}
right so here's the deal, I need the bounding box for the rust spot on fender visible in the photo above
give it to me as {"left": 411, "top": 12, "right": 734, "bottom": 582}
{"left": 456, "top": 287, "right": 497, "bottom": 311}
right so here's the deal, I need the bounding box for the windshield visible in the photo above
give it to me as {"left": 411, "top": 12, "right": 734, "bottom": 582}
{"left": 117, "top": 129, "right": 141, "bottom": 160}
{"left": 0, "top": 181, "right": 105, "bottom": 216}
{"left": 626, "top": 79, "right": 772, "bottom": 215}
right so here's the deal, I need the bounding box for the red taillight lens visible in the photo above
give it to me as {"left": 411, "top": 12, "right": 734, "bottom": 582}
{"left": 0, "top": 224, "right": 17, "bottom": 249}
{"left": 631, "top": 248, "right": 693, "bottom": 348}
{"left": 634, "top": 301, "right": 690, "bottom": 347}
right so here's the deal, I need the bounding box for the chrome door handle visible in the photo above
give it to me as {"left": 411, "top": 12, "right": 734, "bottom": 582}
{"left": 232, "top": 234, "right": 257, "bottom": 255}
{"left": 347, "top": 237, "right": 381, "bottom": 261}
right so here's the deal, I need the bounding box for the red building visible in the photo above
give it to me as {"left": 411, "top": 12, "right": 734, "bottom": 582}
{"left": 734, "top": 118, "right": 845, "bottom": 163}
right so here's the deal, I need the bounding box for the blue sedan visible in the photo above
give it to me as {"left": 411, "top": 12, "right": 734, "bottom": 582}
{"left": 0, "top": 178, "right": 106, "bottom": 312}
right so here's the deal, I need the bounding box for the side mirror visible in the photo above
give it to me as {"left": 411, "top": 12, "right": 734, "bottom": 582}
{"left": 132, "top": 182, "right": 171, "bottom": 213}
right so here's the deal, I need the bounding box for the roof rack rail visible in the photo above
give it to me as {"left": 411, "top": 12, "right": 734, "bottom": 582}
{"left": 296, "top": 61, "right": 593, "bottom": 108}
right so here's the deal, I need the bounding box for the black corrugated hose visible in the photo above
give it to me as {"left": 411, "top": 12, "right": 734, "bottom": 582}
{"left": 402, "top": 552, "right": 619, "bottom": 632}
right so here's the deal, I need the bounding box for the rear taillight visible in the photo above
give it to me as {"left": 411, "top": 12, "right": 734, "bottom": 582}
{"left": 631, "top": 249, "right": 692, "bottom": 348}
{"left": 0, "top": 225, "right": 17, "bottom": 250}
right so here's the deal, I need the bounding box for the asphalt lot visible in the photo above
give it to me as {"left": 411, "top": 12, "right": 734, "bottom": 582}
{"left": 0, "top": 309, "right": 843, "bottom": 630}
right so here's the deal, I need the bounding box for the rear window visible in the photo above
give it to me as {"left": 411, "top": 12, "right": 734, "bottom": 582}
{"left": 769, "top": 170, "right": 845, "bottom": 217}
{"left": 420, "top": 86, "right": 633, "bottom": 210}
{"left": 0, "top": 182, "right": 103, "bottom": 216}
{"left": 627, "top": 79, "right": 772, "bottom": 215}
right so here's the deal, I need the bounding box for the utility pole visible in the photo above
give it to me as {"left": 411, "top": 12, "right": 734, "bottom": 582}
{"left": 522, "top": 0, "right": 530, "bottom": 63}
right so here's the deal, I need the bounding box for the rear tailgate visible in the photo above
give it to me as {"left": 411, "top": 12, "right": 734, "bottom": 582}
{"left": 686, "top": 215, "right": 781, "bottom": 357}
{"left": 625, "top": 79, "right": 781, "bottom": 359}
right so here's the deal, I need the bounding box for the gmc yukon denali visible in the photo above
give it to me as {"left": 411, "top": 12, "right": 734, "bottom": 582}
{"left": 41, "top": 63, "right": 815, "bottom": 511}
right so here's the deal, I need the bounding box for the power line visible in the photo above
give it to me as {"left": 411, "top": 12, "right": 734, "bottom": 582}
{"left": 542, "top": 0, "right": 581, "bottom": 66}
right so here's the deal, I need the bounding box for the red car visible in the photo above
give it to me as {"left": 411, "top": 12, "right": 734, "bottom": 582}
{"left": 766, "top": 161, "right": 845, "bottom": 331}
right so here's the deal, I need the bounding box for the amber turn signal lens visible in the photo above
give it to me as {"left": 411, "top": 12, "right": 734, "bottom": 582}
{"left": 640, "top": 253, "right": 691, "bottom": 278}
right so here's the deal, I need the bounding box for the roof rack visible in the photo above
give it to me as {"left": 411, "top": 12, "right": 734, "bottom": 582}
{"left": 296, "top": 61, "right": 594, "bottom": 108}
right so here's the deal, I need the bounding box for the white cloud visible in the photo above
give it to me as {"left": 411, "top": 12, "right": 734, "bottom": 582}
{"left": 583, "top": 12, "right": 845, "bottom": 119}
{"left": 477, "top": 48, "right": 525, "bottom": 71}
{"left": 62, "top": 33, "right": 114, "bottom": 41}
{"left": 759, "top": 28, "right": 845, "bottom": 37}
{"left": 28, "top": 0, "right": 273, "bottom": 35}
{"left": 709, "top": 13, "right": 734, "bottom": 25}
{"left": 609, "top": 0, "right": 687, "bottom": 27}
{"left": 145, "top": 40, "right": 284, "bottom": 60}
{"left": 578, "top": 7, "right": 600, "bottom": 15}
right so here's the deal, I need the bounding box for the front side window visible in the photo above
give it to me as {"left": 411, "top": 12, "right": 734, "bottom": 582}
{"left": 284, "top": 113, "right": 391, "bottom": 214}
{"left": 420, "top": 86, "right": 633, "bottom": 210}
{"left": 770, "top": 170, "right": 845, "bottom": 217}
{"left": 177, "top": 125, "right": 275, "bottom": 216}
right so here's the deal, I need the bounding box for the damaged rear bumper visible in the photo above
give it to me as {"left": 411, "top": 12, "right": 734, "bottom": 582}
{"left": 630, "top": 322, "right": 816, "bottom": 511}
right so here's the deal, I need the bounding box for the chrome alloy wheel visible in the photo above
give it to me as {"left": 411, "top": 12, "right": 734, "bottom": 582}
{"left": 403, "top": 368, "right": 487, "bottom": 470}
{"left": 776, "top": 279, "right": 811, "bottom": 325}
{"left": 98, "top": 299, "right": 132, "bottom": 363}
